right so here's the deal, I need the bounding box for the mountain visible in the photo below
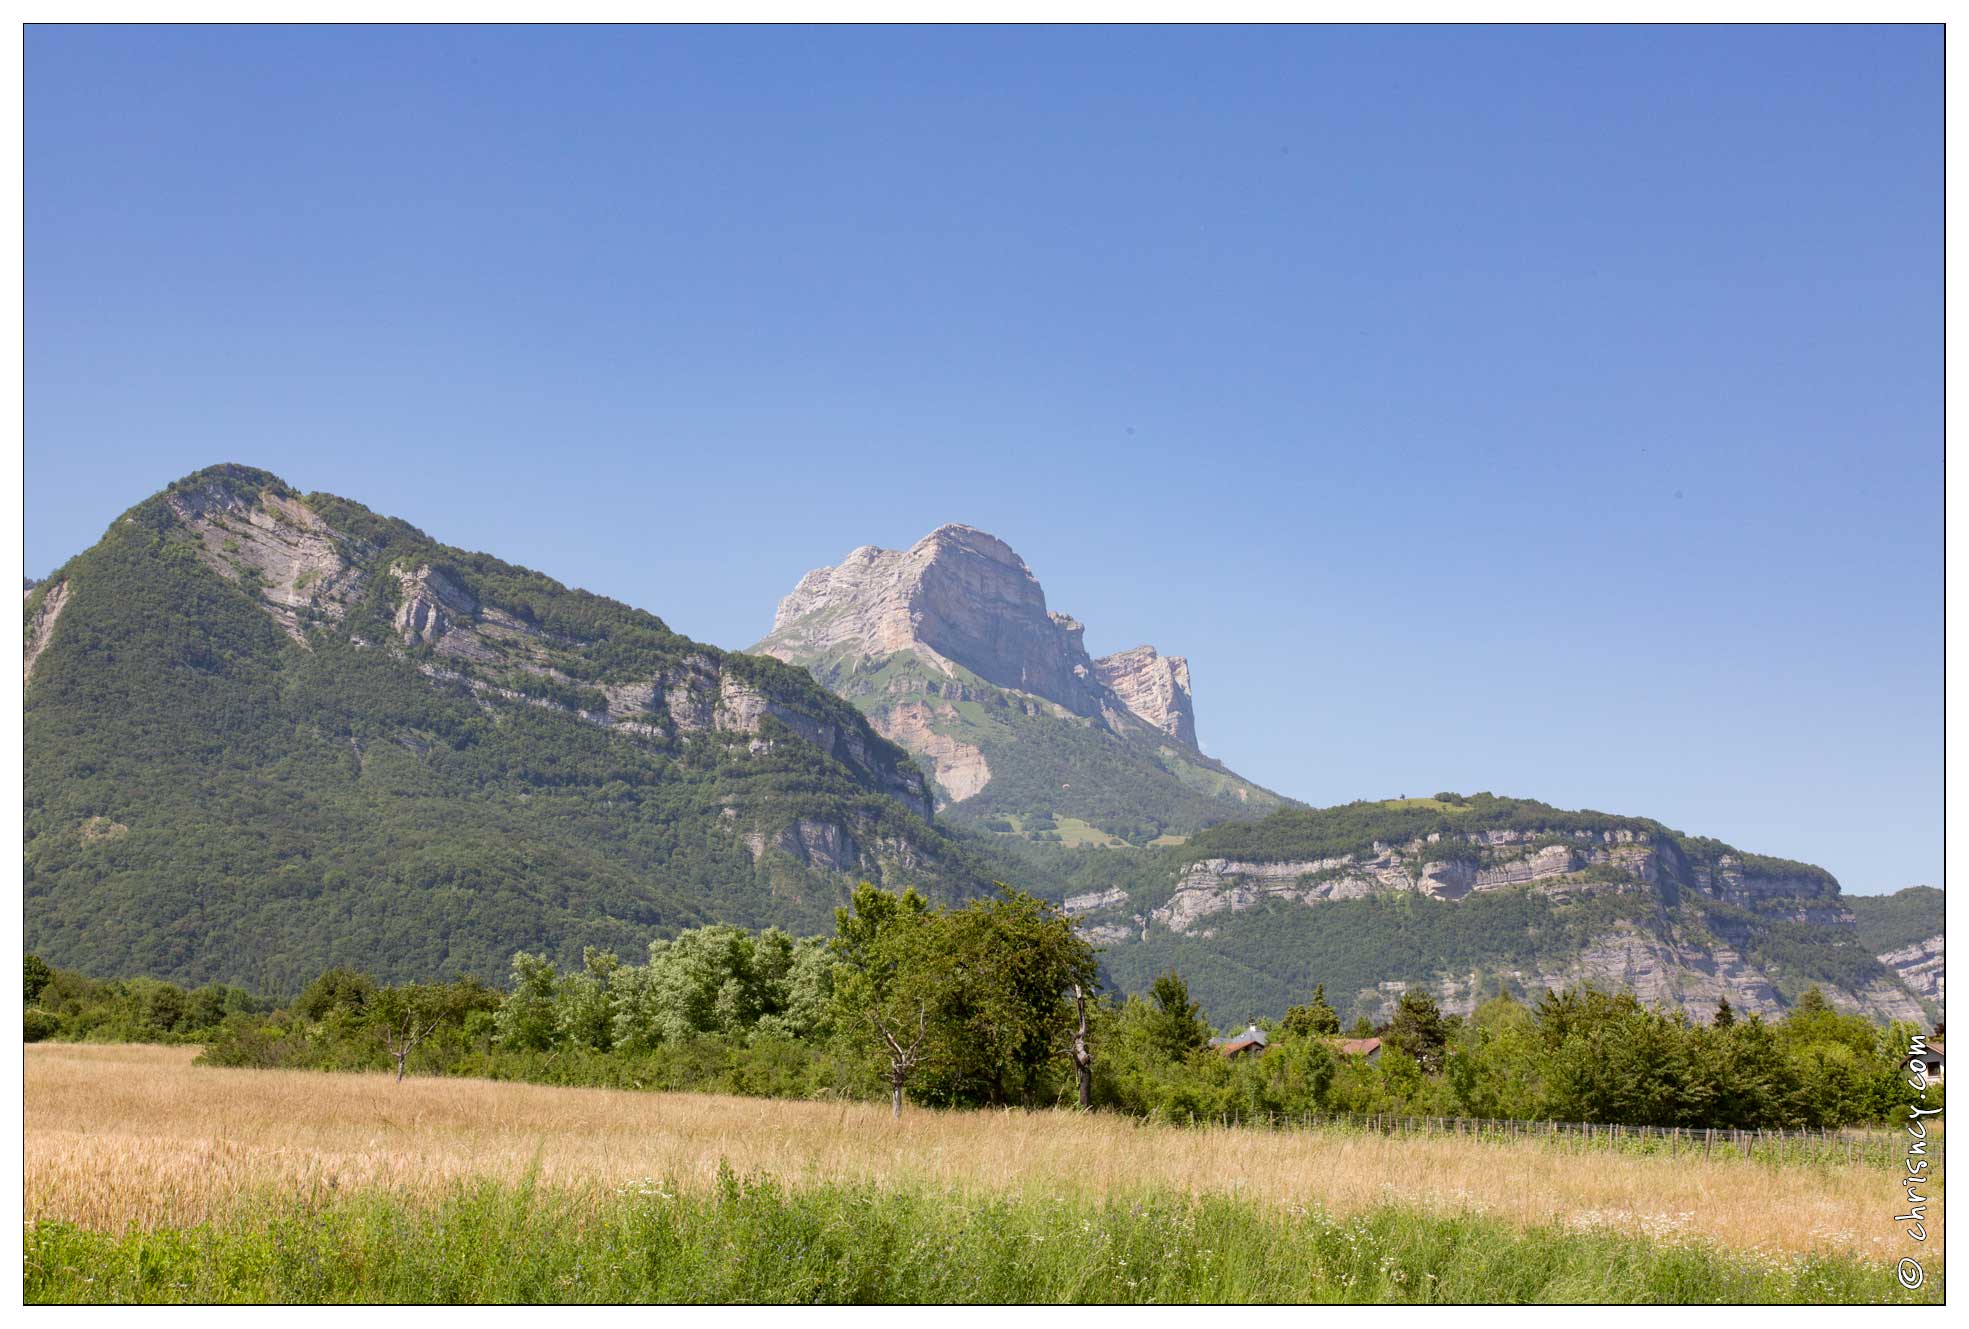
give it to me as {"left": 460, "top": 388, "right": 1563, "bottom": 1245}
{"left": 1062, "top": 793, "right": 1936, "bottom": 1026}
{"left": 1846, "top": 886, "right": 1944, "bottom": 1009}
{"left": 26, "top": 476, "right": 1939, "bottom": 1030}
{"left": 24, "top": 465, "right": 991, "bottom": 993}
{"left": 753, "top": 524, "right": 1287, "bottom": 844}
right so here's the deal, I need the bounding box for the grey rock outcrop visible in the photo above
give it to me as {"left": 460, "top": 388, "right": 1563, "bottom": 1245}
{"left": 1879, "top": 934, "right": 1944, "bottom": 1008}
{"left": 758, "top": 523, "right": 1206, "bottom": 750}
{"left": 127, "top": 470, "right": 940, "bottom": 876}
{"left": 392, "top": 564, "right": 480, "bottom": 646}
{"left": 1092, "top": 645, "right": 1196, "bottom": 746}
{"left": 1065, "top": 818, "right": 1924, "bottom": 1023}
{"left": 171, "top": 482, "right": 367, "bottom": 642}
{"left": 23, "top": 578, "right": 69, "bottom": 684}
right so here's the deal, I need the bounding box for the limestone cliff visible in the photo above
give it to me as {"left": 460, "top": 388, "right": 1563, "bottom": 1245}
{"left": 1071, "top": 795, "right": 1932, "bottom": 1026}
{"left": 756, "top": 524, "right": 1281, "bottom": 833}
{"left": 1878, "top": 934, "right": 1944, "bottom": 1008}
{"left": 766, "top": 525, "right": 1101, "bottom": 711}
{"left": 1092, "top": 646, "right": 1196, "bottom": 746}
{"left": 33, "top": 466, "right": 945, "bottom": 898}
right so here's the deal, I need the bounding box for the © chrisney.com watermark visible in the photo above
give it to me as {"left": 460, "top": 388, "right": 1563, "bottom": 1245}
{"left": 1895, "top": 1030, "right": 1939, "bottom": 1290}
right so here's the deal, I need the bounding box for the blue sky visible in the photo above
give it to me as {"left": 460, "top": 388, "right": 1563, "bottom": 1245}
{"left": 26, "top": 25, "right": 1940, "bottom": 893}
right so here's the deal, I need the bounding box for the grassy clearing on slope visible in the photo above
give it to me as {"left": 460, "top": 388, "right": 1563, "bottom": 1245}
{"left": 27, "top": 1044, "right": 1935, "bottom": 1267}
{"left": 25, "top": 1176, "right": 1934, "bottom": 1305}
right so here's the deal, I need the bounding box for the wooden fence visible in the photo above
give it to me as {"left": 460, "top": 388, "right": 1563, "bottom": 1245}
{"left": 1180, "top": 1109, "right": 1935, "bottom": 1167}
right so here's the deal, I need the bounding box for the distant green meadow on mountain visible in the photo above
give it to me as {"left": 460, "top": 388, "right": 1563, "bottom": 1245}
{"left": 23, "top": 467, "right": 1941, "bottom": 1027}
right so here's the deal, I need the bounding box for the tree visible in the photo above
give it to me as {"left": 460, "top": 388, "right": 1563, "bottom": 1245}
{"left": 25, "top": 954, "right": 52, "bottom": 1006}
{"left": 557, "top": 947, "right": 619, "bottom": 1051}
{"left": 1144, "top": 971, "right": 1210, "bottom": 1063}
{"left": 379, "top": 998, "right": 443, "bottom": 1083}
{"left": 927, "top": 886, "right": 1098, "bottom": 1106}
{"left": 497, "top": 951, "right": 561, "bottom": 1051}
{"left": 1713, "top": 995, "right": 1736, "bottom": 1028}
{"left": 1386, "top": 989, "right": 1448, "bottom": 1074}
{"left": 829, "top": 883, "right": 944, "bottom": 1116}
{"left": 872, "top": 1000, "right": 930, "bottom": 1119}
{"left": 1280, "top": 984, "right": 1341, "bottom": 1038}
{"left": 1067, "top": 984, "right": 1094, "bottom": 1109}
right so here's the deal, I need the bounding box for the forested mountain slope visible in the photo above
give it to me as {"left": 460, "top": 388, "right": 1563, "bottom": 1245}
{"left": 1845, "top": 885, "right": 1944, "bottom": 1008}
{"left": 1060, "top": 794, "right": 1936, "bottom": 1026}
{"left": 24, "top": 465, "right": 991, "bottom": 992}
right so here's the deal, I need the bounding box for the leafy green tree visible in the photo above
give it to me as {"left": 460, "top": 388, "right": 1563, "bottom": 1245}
{"left": 557, "top": 948, "right": 620, "bottom": 1051}
{"left": 1143, "top": 971, "right": 1211, "bottom": 1063}
{"left": 1386, "top": 988, "right": 1448, "bottom": 1074}
{"left": 25, "top": 954, "right": 53, "bottom": 1006}
{"left": 295, "top": 968, "right": 377, "bottom": 1022}
{"left": 829, "top": 883, "right": 946, "bottom": 1116}
{"left": 1713, "top": 995, "right": 1736, "bottom": 1028}
{"left": 497, "top": 951, "right": 562, "bottom": 1051}
{"left": 1280, "top": 984, "right": 1341, "bottom": 1038}
{"left": 919, "top": 885, "right": 1098, "bottom": 1107}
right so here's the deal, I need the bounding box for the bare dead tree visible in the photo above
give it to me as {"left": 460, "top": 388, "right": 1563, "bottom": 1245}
{"left": 870, "top": 1002, "right": 928, "bottom": 1119}
{"left": 1068, "top": 983, "right": 1094, "bottom": 1110}
{"left": 383, "top": 1007, "right": 443, "bottom": 1083}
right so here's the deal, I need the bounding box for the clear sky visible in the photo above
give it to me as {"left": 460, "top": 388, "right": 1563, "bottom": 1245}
{"left": 26, "top": 25, "right": 1940, "bottom": 893}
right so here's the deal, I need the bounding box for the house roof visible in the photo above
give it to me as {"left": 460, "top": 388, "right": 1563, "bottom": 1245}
{"left": 1334, "top": 1037, "right": 1382, "bottom": 1057}
{"left": 1211, "top": 1024, "right": 1270, "bottom": 1056}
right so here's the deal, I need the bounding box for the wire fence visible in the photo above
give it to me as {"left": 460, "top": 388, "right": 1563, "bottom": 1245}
{"left": 1176, "top": 1108, "right": 1936, "bottom": 1167}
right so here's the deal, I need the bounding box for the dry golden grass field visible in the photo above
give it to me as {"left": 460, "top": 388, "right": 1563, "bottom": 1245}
{"left": 25, "top": 1042, "right": 1936, "bottom": 1263}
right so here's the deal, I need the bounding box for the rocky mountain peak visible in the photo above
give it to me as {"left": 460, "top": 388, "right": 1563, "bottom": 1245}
{"left": 1093, "top": 645, "right": 1196, "bottom": 747}
{"left": 759, "top": 524, "right": 1201, "bottom": 747}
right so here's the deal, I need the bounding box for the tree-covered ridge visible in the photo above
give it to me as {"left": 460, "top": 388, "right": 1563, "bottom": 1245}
{"left": 24, "top": 465, "right": 994, "bottom": 994}
{"left": 1180, "top": 792, "right": 1839, "bottom": 891}
{"left": 1053, "top": 792, "right": 1922, "bottom": 1027}
{"left": 1844, "top": 885, "right": 1943, "bottom": 954}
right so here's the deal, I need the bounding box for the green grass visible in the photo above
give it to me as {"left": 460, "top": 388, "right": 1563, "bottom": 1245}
{"left": 1052, "top": 816, "right": 1127, "bottom": 848}
{"left": 1378, "top": 797, "right": 1479, "bottom": 814}
{"left": 25, "top": 1173, "right": 1937, "bottom": 1304}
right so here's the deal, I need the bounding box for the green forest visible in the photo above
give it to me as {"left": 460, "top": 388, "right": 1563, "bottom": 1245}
{"left": 28, "top": 882, "right": 1937, "bottom": 1132}
{"left": 24, "top": 467, "right": 997, "bottom": 992}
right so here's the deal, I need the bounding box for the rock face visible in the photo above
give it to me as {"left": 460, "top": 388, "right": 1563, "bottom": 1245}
{"left": 756, "top": 524, "right": 1280, "bottom": 828}
{"left": 48, "top": 464, "right": 941, "bottom": 875}
{"left": 1879, "top": 934, "right": 1944, "bottom": 1007}
{"left": 1092, "top": 646, "right": 1196, "bottom": 746}
{"left": 1144, "top": 827, "right": 1699, "bottom": 936}
{"left": 170, "top": 481, "right": 367, "bottom": 642}
{"left": 764, "top": 524, "right": 1161, "bottom": 726}
{"left": 23, "top": 578, "right": 70, "bottom": 684}
{"left": 1071, "top": 800, "right": 1929, "bottom": 1025}
{"left": 871, "top": 701, "right": 992, "bottom": 804}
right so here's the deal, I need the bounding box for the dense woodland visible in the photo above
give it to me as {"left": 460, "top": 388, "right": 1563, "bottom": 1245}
{"left": 1182, "top": 793, "right": 1838, "bottom": 893}
{"left": 24, "top": 467, "right": 994, "bottom": 992}
{"left": 27, "top": 883, "right": 1937, "bottom": 1131}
